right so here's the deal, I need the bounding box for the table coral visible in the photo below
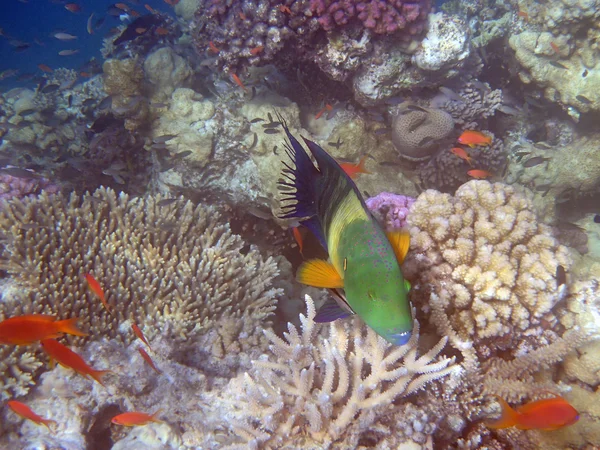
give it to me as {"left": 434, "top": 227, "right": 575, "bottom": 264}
{"left": 403, "top": 180, "right": 572, "bottom": 357}
{"left": 0, "top": 188, "right": 281, "bottom": 380}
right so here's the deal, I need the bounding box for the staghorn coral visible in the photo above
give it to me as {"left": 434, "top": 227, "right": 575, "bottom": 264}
{"left": 0, "top": 188, "right": 281, "bottom": 398}
{"left": 403, "top": 180, "right": 571, "bottom": 358}
{"left": 225, "top": 294, "right": 458, "bottom": 448}
{"left": 391, "top": 103, "right": 454, "bottom": 161}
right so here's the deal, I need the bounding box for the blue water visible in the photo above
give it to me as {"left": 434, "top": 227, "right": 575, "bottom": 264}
{"left": 0, "top": 0, "right": 174, "bottom": 90}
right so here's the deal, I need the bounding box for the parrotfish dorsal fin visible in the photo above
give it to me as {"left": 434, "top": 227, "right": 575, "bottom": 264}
{"left": 386, "top": 229, "right": 411, "bottom": 264}
{"left": 297, "top": 259, "right": 344, "bottom": 288}
{"left": 314, "top": 298, "right": 354, "bottom": 323}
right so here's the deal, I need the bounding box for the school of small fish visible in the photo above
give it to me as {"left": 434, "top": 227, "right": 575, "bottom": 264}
{"left": 1, "top": 272, "right": 162, "bottom": 429}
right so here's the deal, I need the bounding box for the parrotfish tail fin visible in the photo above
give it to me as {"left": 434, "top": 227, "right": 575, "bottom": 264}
{"left": 91, "top": 369, "right": 112, "bottom": 386}
{"left": 277, "top": 116, "right": 328, "bottom": 249}
{"left": 386, "top": 229, "right": 411, "bottom": 264}
{"left": 56, "top": 318, "right": 89, "bottom": 337}
{"left": 297, "top": 259, "right": 344, "bottom": 288}
{"left": 485, "top": 396, "right": 520, "bottom": 429}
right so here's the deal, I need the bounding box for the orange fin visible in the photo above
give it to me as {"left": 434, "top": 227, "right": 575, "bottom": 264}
{"left": 55, "top": 318, "right": 88, "bottom": 337}
{"left": 296, "top": 259, "right": 344, "bottom": 288}
{"left": 386, "top": 230, "right": 411, "bottom": 264}
{"left": 90, "top": 369, "right": 112, "bottom": 386}
{"left": 485, "top": 396, "right": 520, "bottom": 429}
{"left": 356, "top": 155, "right": 371, "bottom": 174}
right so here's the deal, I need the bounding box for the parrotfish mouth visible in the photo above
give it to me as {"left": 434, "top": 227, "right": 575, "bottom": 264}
{"left": 387, "top": 331, "right": 411, "bottom": 346}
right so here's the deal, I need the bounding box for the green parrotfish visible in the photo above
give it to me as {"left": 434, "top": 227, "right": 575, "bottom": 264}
{"left": 278, "top": 118, "right": 413, "bottom": 345}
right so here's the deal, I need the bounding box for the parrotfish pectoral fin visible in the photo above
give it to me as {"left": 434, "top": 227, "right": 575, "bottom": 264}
{"left": 297, "top": 259, "right": 344, "bottom": 288}
{"left": 386, "top": 230, "right": 411, "bottom": 264}
{"left": 314, "top": 298, "right": 354, "bottom": 323}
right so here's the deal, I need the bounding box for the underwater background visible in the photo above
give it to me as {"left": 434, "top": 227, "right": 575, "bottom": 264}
{"left": 1, "top": 0, "right": 600, "bottom": 448}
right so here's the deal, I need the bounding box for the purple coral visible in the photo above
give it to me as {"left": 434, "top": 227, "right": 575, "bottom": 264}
{"left": 310, "top": 0, "right": 430, "bottom": 34}
{"left": 366, "top": 192, "right": 415, "bottom": 231}
{"left": 0, "top": 172, "right": 60, "bottom": 204}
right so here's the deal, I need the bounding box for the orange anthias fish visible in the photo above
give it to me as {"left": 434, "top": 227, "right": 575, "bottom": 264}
{"left": 339, "top": 155, "right": 371, "bottom": 179}
{"left": 85, "top": 273, "right": 111, "bottom": 313}
{"left": 0, "top": 314, "right": 87, "bottom": 345}
{"left": 7, "top": 401, "right": 56, "bottom": 430}
{"left": 486, "top": 396, "right": 579, "bottom": 431}
{"left": 208, "top": 41, "right": 219, "bottom": 53}
{"left": 64, "top": 3, "right": 81, "bottom": 13}
{"left": 138, "top": 347, "right": 160, "bottom": 374}
{"left": 231, "top": 73, "right": 247, "bottom": 92}
{"left": 467, "top": 169, "right": 493, "bottom": 179}
{"left": 41, "top": 339, "right": 110, "bottom": 385}
{"left": 112, "top": 410, "right": 162, "bottom": 426}
{"left": 450, "top": 147, "right": 473, "bottom": 166}
{"left": 37, "top": 63, "right": 53, "bottom": 73}
{"left": 250, "top": 45, "right": 264, "bottom": 55}
{"left": 292, "top": 226, "right": 304, "bottom": 256}
{"left": 314, "top": 104, "right": 333, "bottom": 120}
{"left": 457, "top": 130, "right": 492, "bottom": 148}
{"left": 131, "top": 324, "right": 151, "bottom": 349}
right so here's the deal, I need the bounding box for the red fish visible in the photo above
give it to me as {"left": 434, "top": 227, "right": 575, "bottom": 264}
{"left": 467, "top": 169, "right": 492, "bottom": 179}
{"left": 292, "top": 226, "right": 304, "bottom": 256}
{"left": 339, "top": 155, "right": 370, "bottom": 179}
{"left": 250, "top": 46, "right": 264, "bottom": 55}
{"left": 457, "top": 130, "right": 492, "bottom": 148}
{"left": 37, "top": 63, "right": 53, "bottom": 73}
{"left": 278, "top": 4, "right": 291, "bottom": 14}
{"left": 550, "top": 42, "right": 560, "bottom": 53}
{"left": 41, "top": 339, "right": 111, "bottom": 385}
{"left": 163, "top": 0, "right": 180, "bottom": 5}
{"left": 115, "top": 2, "right": 129, "bottom": 11}
{"left": 144, "top": 4, "right": 156, "bottom": 13}
{"left": 85, "top": 273, "right": 111, "bottom": 313}
{"left": 111, "top": 410, "right": 162, "bottom": 426}
{"left": 450, "top": 147, "right": 473, "bottom": 166}
{"left": 64, "top": 3, "right": 81, "bottom": 13}
{"left": 155, "top": 27, "right": 169, "bottom": 36}
{"left": 0, "top": 314, "right": 87, "bottom": 345}
{"left": 486, "top": 395, "right": 579, "bottom": 431}
{"left": 138, "top": 347, "right": 160, "bottom": 374}
{"left": 208, "top": 41, "right": 219, "bottom": 53}
{"left": 314, "top": 104, "right": 333, "bottom": 120}
{"left": 231, "top": 73, "right": 247, "bottom": 92}
{"left": 131, "top": 323, "right": 151, "bottom": 349}
{"left": 7, "top": 401, "right": 56, "bottom": 430}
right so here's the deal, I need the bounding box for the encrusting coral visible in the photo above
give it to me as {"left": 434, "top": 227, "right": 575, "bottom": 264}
{"left": 0, "top": 188, "right": 281, "bottom": 398}
{"left": 224, "top": 294, "right": 458, "bottom": 449}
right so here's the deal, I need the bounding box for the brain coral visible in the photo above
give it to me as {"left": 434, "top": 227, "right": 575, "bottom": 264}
{"left": 0, "top": 188, "right": 281, "bottom": 397}
{"left": 403, "top": 181, "right": 571, "bottom": 358}
{"left": 391, "top": 103, "right": 454, "bottom": 161}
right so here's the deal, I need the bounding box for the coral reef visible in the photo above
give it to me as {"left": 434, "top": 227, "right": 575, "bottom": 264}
{"left": 365, "top": 191, "right": 415, "bottom": 231}
{"left": 224, "top": 294, "right": 458, "bottom": 448}
{"left": 0, "top": 188, "right": 281, "bottom": 398}
{"left": 310, "top": 0, "right": 430, "bottom": 35}
{"left": 403, "top": 180, "right": 571, "bottom": 357}
{"left": 391, "top": 103, "right": 454, "bottom": 161}
{"left": 0, "top": 172, "right": 60, "bottom": 203}
{"left": 143, "top": 47, "right": 192, "bottom": 101}
{"left": 412, "top": 12, "right": 470, "bottom": 73}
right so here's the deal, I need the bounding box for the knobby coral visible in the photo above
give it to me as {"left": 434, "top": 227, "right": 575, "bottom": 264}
{"left": 225, "top": 294, "right": 458, "bottom": 449}
{"left": 0, "top": 188, "right": 281, "bottom": 398}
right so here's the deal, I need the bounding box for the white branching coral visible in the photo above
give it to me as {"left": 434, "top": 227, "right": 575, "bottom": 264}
{"left": 226, "top": 294, "right": 458, "bottom": 449}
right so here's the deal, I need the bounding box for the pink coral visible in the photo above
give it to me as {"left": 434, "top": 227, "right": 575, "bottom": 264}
{"left": 366, "top": 192, "right": 415, "bottom": 231}
{"left": 310, "top": 0, "right": 430, "bottom": 34}
{"left": 0, "top": 172, "right": 60, "bottom": 204}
